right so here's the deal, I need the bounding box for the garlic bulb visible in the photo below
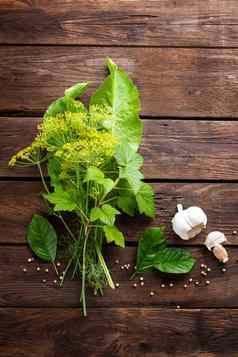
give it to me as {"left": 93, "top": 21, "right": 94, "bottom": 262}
{"left": 171, "top": 204, "right": 207, "bottom": 240}
{"left": 205, "top": 231, "right": 228, "bottom": 263}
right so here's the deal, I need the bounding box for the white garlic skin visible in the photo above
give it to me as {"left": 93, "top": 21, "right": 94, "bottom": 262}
{"left": 213, "top": 244, "right": 229, "bottom": 263}
{"left": 172, "top": 204, "right": 207, "bottom": 240}
{"left": 205, "top": 231, "right": 227, "bottom": 251}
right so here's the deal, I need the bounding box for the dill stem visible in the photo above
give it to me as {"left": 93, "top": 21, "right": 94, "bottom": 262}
{"left": 52, "top": 261, "right": 59, "bottom": 277}
{"left": 81, "top": 225, "right": 89, "bottom": 317}
{"left": 96, "top": 240, "right": 115, "bottom": 289}
{"left": 37, "top": 162, "right": 49, "bottom": 193}
{"left": 58, "top": 214, "right": 75, "bottom": 240}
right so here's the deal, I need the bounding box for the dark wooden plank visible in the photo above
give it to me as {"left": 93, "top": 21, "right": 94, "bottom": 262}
{"left": 2, "top": 118, "right": 238, "bottom": 179}
{"left": 2, "top": 1, "right": 238, "bottom": 47}
{"left": 0, "top": 245, "right": 236, "bottom": 307}
{"left": 1, "top": 181, "right": 238, "bottom": 245}
{"left": 1, "top": 47, "right": 238, "bottom": 117}
{"left": 0, "top": 308, "right": 238, "bottom": 356}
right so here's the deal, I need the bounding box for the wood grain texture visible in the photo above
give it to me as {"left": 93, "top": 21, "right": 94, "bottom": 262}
{"left": 0, "top": 308, "right": 238, "bottom": 357}
{"left": 0, "top": 246, "right": 236, "bottom": 308}
{"left": 2, "top": 1, "right": 238, "bottom": 47}
{"left": 2, "top": 47, "right": 238, "bottom": 117}
{"left": 2, "top": 118, "right": 238, "bottom": 179}
{"left": 1, "top": 181, "right": 238, "bottom": 245}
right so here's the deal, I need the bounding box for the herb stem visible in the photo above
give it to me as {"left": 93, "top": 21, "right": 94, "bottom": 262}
{"left": 58, "top": 214, "right": 76, "bottom": 240}
{"left": 37, "top": 162, "right": 49, "bottom": 193}
{"left": 81, "top": 225, "right": 90, "bottom": 317}
{"left": 95, "top": 240, "right": 115, "bottom": 289}
{"left": 52, "top": 261, "right": 59, "bottom": 277}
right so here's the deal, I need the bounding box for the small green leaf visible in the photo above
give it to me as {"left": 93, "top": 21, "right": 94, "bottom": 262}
{"left": 27, "top": 214, "right": 57, "bottom": 262}
{"left": 48, "top": 157, "right": 61, "bottom": 188}
{"left": 115, "top": 143, "right": 144, "bottom": 194}
{"left": 44, "top": 97, "right": 66, "bottom": 117}
{"left": 153, "top": 248, "right": 196, "bottom": 274}
{"left": 84, "top": 166, "right": 105, "bottom": 182}
{"left": 102, "top": 178, "right": 114, "bottom": 196}
{"left": 64, "top": 82, "right": 89, "bottom": 99}
{"left": 43, "top": 188, "right": 77, "bottom": 212}
{"left": 117, "top": 194, "right": 137, "bottom": 216}
{"left": 103, "top": 225, "right": 125, "bottom": 248}
{"left": 136, "top": 227, "right": 167, "bottom": 273}
{"left": 136, "top": 182, "right": 155, "bottom": 218}
{"left": 90, "top": 204, "right": 120, "bottom": 226}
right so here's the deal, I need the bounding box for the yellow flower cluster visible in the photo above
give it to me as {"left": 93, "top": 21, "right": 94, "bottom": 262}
{"left": 9, "top": 105, "right": 117, "bottom": 174}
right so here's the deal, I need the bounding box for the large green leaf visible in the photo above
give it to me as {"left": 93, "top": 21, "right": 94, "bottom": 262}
{"left": 90, "top": 58, "right": 143, "bottom": 145}
{"left": 136, "top": 182, "right": 155, "bottom": 218}
{"left": 153, "top": 248, "right": 196, "bottom": 274}
{"left": 136, "top": 227, "right": 167, "bottom": 273}
{"left": 103, "top": 225, "right": 125, "bottom": 248}
{"left": 27, "top": 214, "right": 57, "bottom": 262}
{"left": 90, "top": 204, "right": 120, "bottom": 226}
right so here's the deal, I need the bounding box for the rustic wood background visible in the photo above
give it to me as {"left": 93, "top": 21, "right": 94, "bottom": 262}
{"left": 1, "top": 1, "right": 238, "bottom": 356}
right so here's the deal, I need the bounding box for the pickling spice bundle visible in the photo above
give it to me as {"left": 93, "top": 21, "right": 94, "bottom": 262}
{"left": 9, "top": 59, "right": 156, "bottom": 316}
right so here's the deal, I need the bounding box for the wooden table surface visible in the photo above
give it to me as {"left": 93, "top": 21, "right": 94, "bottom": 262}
{"left": 1, "top": 1, "right": 238, "bottom": 356}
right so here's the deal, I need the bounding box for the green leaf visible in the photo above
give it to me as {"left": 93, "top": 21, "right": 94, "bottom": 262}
{"left": 48, "top": 157, "right": 61, "bottom": 188}
{"left": 102, "top": 178, "right": 114, "bottom": 196}
{"left": 117, "top": 194, "right": 137, "bottom": 216}
{"left": 90, "top": 204, "right": 120, "bottom": 226}
{"left": 44, "top": 97, "right": 67, "bottom": 118}
{"left": 153, "top": 247, "right": 196, "bottom": 274}
{"left": 64, "top": 82, "right": 89, "bottom": 99}
{"left": 44, "top": 96, "right": 86, "bottom": 118}
{"left": 136, "top": 182, "right": 155, "bottom": 218}
{"left": 84, "top": 166, "right": 104, "bottom": 182}
{"left": 103, "top": 225, "right": 125, "bottom": 248}
{"left": 115, "top": 143, "right": 144, "bottom": 194}
{"left": 135, "top": 227, "right": 196, "bottom": 276}
{"left": 43, "top": 188, "right": 77, "bottom": 212}
{"left": 84, "top": 167, "right": 114, "bottom": 196}
{"left": 136, "top": 227, "right": 167, "bottom": 273}
{"left": 27, "top": 214, "right": 57, "bottom": 262}
{"left": 90, "top": 58, "right": 143, "bottom": 145}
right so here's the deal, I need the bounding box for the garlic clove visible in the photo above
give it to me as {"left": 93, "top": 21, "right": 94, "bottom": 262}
{"left": 213, "top": 244, "right": 229, "bottom": 263}
{"left": 205, "top": 231, "right": 227, "bottom": 251}
{"left": 172, "top": 204, "right": 207, "bottom": 240}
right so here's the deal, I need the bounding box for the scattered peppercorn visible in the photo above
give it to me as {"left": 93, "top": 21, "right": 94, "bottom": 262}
{"left": 206, "top": 280, "right": 210, "bottom": 285}
{"left": 222, "top": 268, "right": 227, "bottom": 273}
{"left": 115, "top": 260, "right": 119, "bottom": 264}
{"left": 169, "top": 283, "right": 174, "bottom": 287}
{"left": 161, "top": 284, "right": 165, "bottom": 288}
{"left": 36, "top": 267, "right": 40, "bottom": 272}
{"left": 45, "top": 268, "right": 49, "bottom": 273}
{"left": 115, "top": 283, "right": 120, "bottom": 288}
{"left": 140, "top": 282, "right": 144, "bottom": 287}
{"left": 133, "top": 283, "right": 137, "bottom": 288}
{"left": 150, "top": 291, "right": 155, "bottom": 296}
{"left": 183, "top": 284, "right": 188, "bottom": 289}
